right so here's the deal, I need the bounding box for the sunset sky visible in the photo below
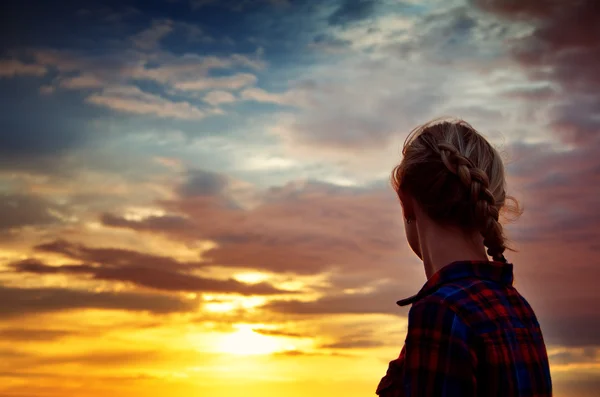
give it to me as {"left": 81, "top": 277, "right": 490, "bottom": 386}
{"left": 0, "top": 0, "right": 599, "bottom": 396}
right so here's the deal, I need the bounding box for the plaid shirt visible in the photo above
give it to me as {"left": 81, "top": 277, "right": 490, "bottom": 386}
{"left": 376, "top": 260, "right": 552, "bottom": 396}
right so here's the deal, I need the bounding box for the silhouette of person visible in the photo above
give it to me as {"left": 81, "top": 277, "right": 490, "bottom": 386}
{"left": 376, "top": 118, "right": 552, "bottom": 396}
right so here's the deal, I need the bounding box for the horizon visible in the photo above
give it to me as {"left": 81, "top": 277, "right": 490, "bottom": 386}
{"left": 0, "top": 0, "right": 599, "bottom": 396}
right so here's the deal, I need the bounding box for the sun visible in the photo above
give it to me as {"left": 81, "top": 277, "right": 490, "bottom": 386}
{"left": 216, "top": 324, "right": 292, "bottom": 356}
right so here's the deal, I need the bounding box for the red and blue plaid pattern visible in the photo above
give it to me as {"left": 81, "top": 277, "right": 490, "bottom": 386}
{"left": 376, "top": 260, "right": 552, "bottom": 396}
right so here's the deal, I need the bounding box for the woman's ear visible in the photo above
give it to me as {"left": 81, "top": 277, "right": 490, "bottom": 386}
{"left": 398, "top": 190, "right": 416, "bottom": 221}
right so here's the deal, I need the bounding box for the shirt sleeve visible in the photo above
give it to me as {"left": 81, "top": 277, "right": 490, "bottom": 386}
{"left": 402, "top": 297, "right": 478, "bottom": 396}
{"left": 376, "top": 346, "right": 406, "bottom": 396}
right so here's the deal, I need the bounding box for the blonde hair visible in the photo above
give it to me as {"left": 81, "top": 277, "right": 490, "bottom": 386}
{"left": 391, "top": 117, "right": 522, "bottom": 263}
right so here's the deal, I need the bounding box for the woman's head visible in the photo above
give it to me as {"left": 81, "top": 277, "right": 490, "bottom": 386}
{"left": 391, "top": 118, "right": 521, "bottom": 263}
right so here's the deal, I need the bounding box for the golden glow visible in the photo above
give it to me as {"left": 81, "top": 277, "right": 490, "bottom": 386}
{"left": 204, "top": 301, "right": 237, "bottom": 313}
{"left": 203, "top": 294, "right": 267, "bottom": 312}
{"left": 233, "top": 271, "right": 271, "bottom": 284}
{"left": 215, "top": 324, "right": 296, "bottom": 356}
{"left": 123, "top": 206, "right": 166, "bottom": 221}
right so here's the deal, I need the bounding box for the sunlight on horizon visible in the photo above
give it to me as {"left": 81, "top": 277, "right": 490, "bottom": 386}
{"left": 215, "top": 324, "right": 299, "bottom": 355}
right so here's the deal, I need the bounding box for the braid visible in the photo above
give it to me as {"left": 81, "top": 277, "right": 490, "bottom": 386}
{"left": 437, "top": 142, "right": 508, "bottom": 263}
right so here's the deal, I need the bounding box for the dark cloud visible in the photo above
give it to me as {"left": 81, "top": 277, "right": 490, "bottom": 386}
{"left": 101, "top": 179, "right": 410, "bottom": 276}
{"left": 33, "top": 349, "right": 163, "bottom": 367}
{"left": 549, "top": 347, "right": 597, "bottom": 366}
{"left": 12, "top": 258, "right": 290, "bottom": 295}
{"left": 553, "top": 377, "right": 600, "bottom": 397}
{"left": 34, "top": 239, "right": 197, "bottom": 271}
{"left": 328, "top": 0, "right": 377, "bottom": 26}
{"left": 272, "top": 349, "right": 352, "bottom": 357}
{"left": 320, "top": 338, "right": 385, "bottom": 349}
{"left": 509, "top": 242, "right": 600, "bottom": 348}
{"left": 386, "top": 5, "right": 511, "bottom": 65}
{"left": 498, "top": 138, "right": 600, "bottom": 347}
{"left": 0, "top": 284, "right": 198, "bottom": 319}
{"left": 0, "top": 328, "right": 73, "bottom": 341}
{"left": 251, "top": 328, "right": 305, "bottom": 337}
{"left": 103, "top": 151, "right": 600, "bottom": 350}
{"left": 17, "top": 242, "right": 291, "bottom": 295}
{"left": 472, "top": 0, "right": 600, "bottom": 145}
{"left": 178, "top": 169, "right": 229, "bottom": 197}
{"left": 0, "top": 194, "right": 64, "bottom": 231}
{"left": 505, "top": 140, "right": 600, "bottom": 244}
{"left": 101, "top": 212, "right": 192, "bottom": 232}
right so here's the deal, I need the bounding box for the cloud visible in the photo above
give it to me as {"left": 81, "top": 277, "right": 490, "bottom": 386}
{"left": 262, "top": 75, "right": 444, "bottom": 152}
{"left": 30, "top": 49, "right": 89, "bottom": 73}
{"left": 0, "top": 284, "right": 197, "bottom": 319}
{"left": 99, "top": 153, "right": 600, "bottom": 349}
{"left": 309, "top": 33, "right": 352, "bottom": 53}
{"left": 498, "top": 140, "right": 600, "bottom": 347}
{"left": 59, "top": 74, "right": 105, "bottom": 89}
{"left": 11, "top": 257, "right": 289, "bottom": 295}
{"left": 34, "top": 239, "right": 199, "bottom": 271}
{"left": 272, "top": 349, "right": 351, "bottom": 357}
{"left": 203, "top": 90, "right": 237, "bottom": 106}
{"left": 320, "top": 338, "right": 385, "bottom": 349}
{"left": 549, "top": 346, "right": 599, "bottom": 367}
{"left": 251, "top": 328, "right": 305, "bottom": 337}
{"left": 505, "top": 141, "right": 600, "bottom": 244}
{"left": 328, "top": 0, "right": 377, "bottom": 26}
{"left": 177, "top": 169, "right": 230, "bottom": 197}
{"left": 542, "top": 313, "right": 600, "bottom": 347}
{"left": 236, "top": 5, "right": 541, "bottom": 164}
{"left": 472, "top": 0, "right": 600, "bottom": 145}
{"left": 29, "top": 239, "right": 293, "bottom": 295}
{"left": 39, "top": 85, "right": 55, "bottom": 95}
{"left": 100, "top": 176, "right": 410, "bottom": 276}
{"left": 0, "top": 328, "right": 74, "bottom": 341}
{"left": 86, "top": 85, "right": 208, "bottom": 120}
{"left": 124, "top": 55, "right": 229, "bottom": 83}
{"left": 239, "top": 87, "right": 304, "bottom": 107}
{"left": 124, "top": 53, "right": 264, "bottom": 86}
{"left": 130, "top": 19, "right": 174, "bottom": 50}
{"left": 174, "top": 73, "right": 257, "bottom": 91}
{"left": 26, "top": 349, "right": 170, "bottom": 368}
{"left": 0, "top": 59, "right": 46, "bottom": 78}
{"left": 101, "top": 212, "right": 192, "bottom": 232}
{"left": 0, "top": 194, "right": 66, "bottom": 231}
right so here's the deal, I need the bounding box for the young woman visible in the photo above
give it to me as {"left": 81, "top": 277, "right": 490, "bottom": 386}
{"left": 376, "top": 119, "right": 552, "bottom": 396}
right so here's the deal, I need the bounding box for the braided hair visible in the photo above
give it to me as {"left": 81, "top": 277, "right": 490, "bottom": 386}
{"left": 391, "top": 118, "right": 522, "bottom": 263}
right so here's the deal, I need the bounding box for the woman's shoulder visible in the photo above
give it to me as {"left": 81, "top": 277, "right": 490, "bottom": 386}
{"left": 413, "top": 280, "right": 541, "bottom": 334}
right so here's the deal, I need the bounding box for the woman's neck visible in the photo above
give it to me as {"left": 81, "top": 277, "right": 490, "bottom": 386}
{"left": 418, "top": 221, "right": 489, "bottom": 279}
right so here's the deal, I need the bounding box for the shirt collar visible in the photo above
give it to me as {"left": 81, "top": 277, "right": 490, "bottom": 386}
{"left": 396, "top": 260, "right": 514, "bottom": 307}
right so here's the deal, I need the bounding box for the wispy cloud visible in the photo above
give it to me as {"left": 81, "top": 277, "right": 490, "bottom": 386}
{"left": 203, "top": 90, "right": 237, "bottom": 105}
{"left": 174, "top": 72, "right": 257, "bottom": 91}
{"left": 86, "top": 85, "right": 209, "bottom": 119}
{"left": 0, "top": 59, "right": 46, "bottom": 77}
{"left": 0, "top": 284, "right": 198, "bottom": 319}
{"left": 59, "top": 74, "right": 105, "bottom": 89}
{"left": 12, "top": 256, "right": 290, "bottom": 295}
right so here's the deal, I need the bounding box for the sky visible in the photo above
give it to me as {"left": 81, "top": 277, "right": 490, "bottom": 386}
{"left": 0, "top": 0, "right": 599, "bottom": 396}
